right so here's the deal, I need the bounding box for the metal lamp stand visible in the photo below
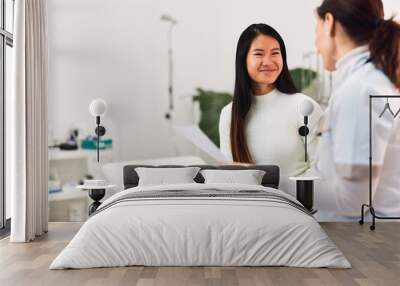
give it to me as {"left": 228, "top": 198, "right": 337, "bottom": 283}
{"left": 161, "top": 16, "right": 179, "bottom": 156}
{"left": 164, "top": 23, "right": 176, "bottom": 120}
{"left": 295, "top": 116, "right": 317, "bottom": 213}
{"left": 359, "top": 95, "right": 400, "bottom": 230}
{"left": 94, "top": 115, "right": 106, "bottom": 162}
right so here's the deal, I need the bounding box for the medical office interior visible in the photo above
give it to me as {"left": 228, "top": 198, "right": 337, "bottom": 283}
{"left": 1, "top": 0, "right": 400, "bottom": 285}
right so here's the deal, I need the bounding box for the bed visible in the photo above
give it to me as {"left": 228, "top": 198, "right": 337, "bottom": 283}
{"left": 50, "top": 165, "right": 350, "bottom": 269}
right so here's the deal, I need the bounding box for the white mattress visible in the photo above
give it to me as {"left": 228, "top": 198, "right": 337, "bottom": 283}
{"left": 50, "top": 183, "right": 350, "bottom": 269}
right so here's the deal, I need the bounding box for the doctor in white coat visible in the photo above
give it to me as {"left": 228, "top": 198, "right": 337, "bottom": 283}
{"left": 313, "top": 0, "right": 400, "bottom": 217}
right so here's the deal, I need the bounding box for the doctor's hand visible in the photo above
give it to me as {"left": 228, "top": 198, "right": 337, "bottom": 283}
{"left": 335, "top": 163, "right": 382, "bottom": 181}
{"left": 314, "top": 119, "right": 332, "bottom": 137}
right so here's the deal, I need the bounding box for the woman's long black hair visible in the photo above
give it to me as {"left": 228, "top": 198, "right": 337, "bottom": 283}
{"left": 230, "top": 23, "right": 298, "bottom": 163}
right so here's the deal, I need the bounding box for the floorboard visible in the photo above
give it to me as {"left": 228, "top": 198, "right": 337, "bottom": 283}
{"left": 0, "top": 222, "right": 399, "bottom": 286}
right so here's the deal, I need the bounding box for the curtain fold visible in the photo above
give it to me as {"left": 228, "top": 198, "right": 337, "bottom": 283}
{"left": 10, "top": 0, "right": 48, "bottom": 242}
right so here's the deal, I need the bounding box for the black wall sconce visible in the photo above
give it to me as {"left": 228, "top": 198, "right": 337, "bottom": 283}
{"left": 89, "top": 99, "right": 107, "bottom": 162}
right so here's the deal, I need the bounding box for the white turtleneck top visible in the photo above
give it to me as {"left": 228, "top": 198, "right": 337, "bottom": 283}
{"left": 219, "top": 89, "right": 323, "bottom": 180}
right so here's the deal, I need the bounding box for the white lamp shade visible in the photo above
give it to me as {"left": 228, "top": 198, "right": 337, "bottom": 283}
{"left": 89, "top": 98, "right": 107, "bottom": 117}
{"left": 299, "top": 99, "right": 314, "bottom": 116}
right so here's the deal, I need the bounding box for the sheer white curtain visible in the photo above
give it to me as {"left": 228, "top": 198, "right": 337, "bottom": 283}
{"left": 9, "top": 0, "right": 48, "bottom": 242}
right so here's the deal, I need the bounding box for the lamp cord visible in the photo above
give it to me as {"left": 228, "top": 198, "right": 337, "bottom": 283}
{"left": 97, "top": 122, "right": 100, "bottom": 163}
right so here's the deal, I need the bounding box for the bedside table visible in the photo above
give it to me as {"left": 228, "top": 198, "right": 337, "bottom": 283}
{"left": 77, "top": 184, "right": 116, "bottom": 215}
{"left": 289, "top": 176, "right": 320, "bottom": 214}
{"left": 87, "top": 188, "right": 106, "bottom": 215}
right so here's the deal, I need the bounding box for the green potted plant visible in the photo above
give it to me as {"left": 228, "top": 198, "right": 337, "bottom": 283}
{"left": 193, "top": 88, "right": 232, "bottom": 147}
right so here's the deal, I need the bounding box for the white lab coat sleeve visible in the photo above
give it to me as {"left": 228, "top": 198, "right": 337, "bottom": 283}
{"left": 218, "top": 104, "right": 233, "bottom": 161}
{"left": 306, "top": 99, "right": 324, "bottom": 168}
{"left": 332, "top": 84, "right": 393, "bottom": 168}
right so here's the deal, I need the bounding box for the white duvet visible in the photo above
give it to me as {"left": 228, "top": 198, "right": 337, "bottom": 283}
{"left": 50, "top": 183, "right": 351, "bottom": 269}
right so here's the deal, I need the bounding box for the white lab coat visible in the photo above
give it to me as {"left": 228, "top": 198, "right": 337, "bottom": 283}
{"left": 315, "top": 46, "right": 400, "bottom": 217}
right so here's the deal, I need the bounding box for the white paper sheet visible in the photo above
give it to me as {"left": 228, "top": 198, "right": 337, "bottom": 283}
{"left": 174, "top": 125, "right": 229, "bottom": 161}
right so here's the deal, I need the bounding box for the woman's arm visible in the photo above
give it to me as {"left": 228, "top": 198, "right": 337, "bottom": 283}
{"left": 217, "top": 104, "right": 254, "bottom": 166}
{"left": 218, "top": 104, "right": 233, "bottom": 161}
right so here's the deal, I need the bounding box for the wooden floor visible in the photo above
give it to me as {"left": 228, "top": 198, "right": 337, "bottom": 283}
{"left": 0, "top": 222, "right": 399, "bottom": 286}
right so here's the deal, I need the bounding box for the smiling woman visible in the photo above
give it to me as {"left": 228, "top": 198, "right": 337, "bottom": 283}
{"left": 219, "top": 23, "right": 324, "bottom": 195}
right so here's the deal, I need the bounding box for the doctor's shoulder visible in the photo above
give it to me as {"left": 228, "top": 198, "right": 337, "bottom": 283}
{"left": 342, "top": 63, "right": 396, "bottom": 97}
{"left": 363, "top": 63, "right": 398, "bottom": 95}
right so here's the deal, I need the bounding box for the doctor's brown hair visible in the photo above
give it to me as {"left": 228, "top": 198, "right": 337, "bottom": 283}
{"left": 317, "top": 0, "right": 400, "bottom": 89}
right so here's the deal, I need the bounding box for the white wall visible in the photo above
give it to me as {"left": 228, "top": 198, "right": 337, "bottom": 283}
{"left": 47, "top": 0, "right": 400, "bottom": 162}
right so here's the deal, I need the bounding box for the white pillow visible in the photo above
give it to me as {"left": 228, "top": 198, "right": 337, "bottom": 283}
{"left": 135, "top": 167, "right": 201, "bottom": 186}
{"left": 200, "top": 169, "right": 266, "bottom": 185}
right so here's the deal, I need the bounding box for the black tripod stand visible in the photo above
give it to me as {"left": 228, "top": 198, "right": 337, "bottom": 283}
{"left": 359, "top": 95, "right": 400, "bottom": 230}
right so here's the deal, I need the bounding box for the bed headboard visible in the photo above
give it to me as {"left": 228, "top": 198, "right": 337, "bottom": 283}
{"left": 123, "top": 165, "right": 280, "bottom": 190}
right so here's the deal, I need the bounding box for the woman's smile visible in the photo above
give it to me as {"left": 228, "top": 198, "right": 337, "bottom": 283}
{"left": 259, "top": 68, "right": 278, "bottom": 72}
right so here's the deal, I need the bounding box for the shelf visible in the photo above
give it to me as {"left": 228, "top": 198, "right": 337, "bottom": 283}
{"left": 49, "top": 149, "right": 113, "bottom": 161}
{"left": 49, "top": 186, "right": 88, "bottom": 202}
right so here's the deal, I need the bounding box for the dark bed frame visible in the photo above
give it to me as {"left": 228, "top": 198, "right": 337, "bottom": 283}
{"left": 123, "top": 165, "right": 280, "bottom": 190}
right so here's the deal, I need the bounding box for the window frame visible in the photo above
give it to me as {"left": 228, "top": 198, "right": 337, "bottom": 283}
{"left": 0, "top": 0, "right": 14, "bottom": 232}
